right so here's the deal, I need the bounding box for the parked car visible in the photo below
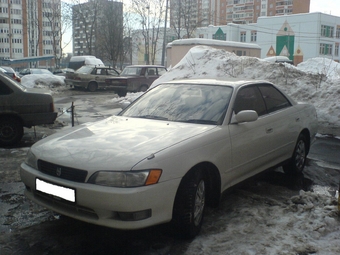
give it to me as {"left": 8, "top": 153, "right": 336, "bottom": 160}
{"left": 0, "top": 66, "right": 21, "bottom": 82}
{"left": 20, "top": 79, "right": 318, "bottom": 238}
{"left": 19, "top": 68, "right": 53, "bottom": 77}
{"left": 65, "top": 66, "right": 120, "bottom": 92}
{"left": 104, "top": 65, "right": 167, "bottom": 96}
{"left": 0, "top": 72, "right": 58, "bottom": 146}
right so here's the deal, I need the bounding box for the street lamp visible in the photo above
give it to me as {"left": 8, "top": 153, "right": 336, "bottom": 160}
{"left": 146, "top": 6, "right": 150, "bottom": 65}
{"left": 161, "top": 0, "right": 169, "bottom": 66}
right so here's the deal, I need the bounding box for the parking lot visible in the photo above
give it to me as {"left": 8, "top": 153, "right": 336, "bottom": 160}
{"left": 1, "top": 89, "right": 339, "bottom": 255}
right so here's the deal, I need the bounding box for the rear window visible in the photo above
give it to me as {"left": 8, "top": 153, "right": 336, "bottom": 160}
{"left": 121, "top": 67, "right": 142, "bottom": 76}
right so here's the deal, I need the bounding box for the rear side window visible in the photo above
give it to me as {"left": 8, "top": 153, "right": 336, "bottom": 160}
{"left": 258, "top": 85, "right": 291, "bottom": 113}
{"left": 157, "top": 68, "right": 167, "bottom": 75}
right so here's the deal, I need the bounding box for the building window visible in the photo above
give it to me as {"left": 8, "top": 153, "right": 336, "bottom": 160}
{"left": 319, "top": 43, "right": 333, "bottom": 55}
{"left": 321, "top": 25, "right": 334, "bottom": 38}
{"left": 240, "top": 32, "right": 246, "bottom": 42}
{"left": 335, "top": 44, "right": 339, "bottom": 57}
{"left": 251, "top": 31, "right": 257, "bottom": 42}
{"left": 336, "top": 26, "right": 340, "bottom": 39}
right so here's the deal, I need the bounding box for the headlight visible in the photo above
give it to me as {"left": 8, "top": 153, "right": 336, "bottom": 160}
{"left": 25, "top": 149, "right": 38, "bottom": 169}
{"left": 88, "top": 169, "right": 162, "bottom": 187}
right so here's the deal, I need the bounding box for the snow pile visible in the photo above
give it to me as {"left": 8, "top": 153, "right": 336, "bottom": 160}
{"left": 187, "top": 184, "right": 340, "bottom": 255}
{"left": 297, "top": 57, "right": 340, "bottom": 80}
{"left": 152, "top": 46, "right": 340, "bottom": 135}
{"left": 21, "top": 74, "right": 65, "bottom": 89}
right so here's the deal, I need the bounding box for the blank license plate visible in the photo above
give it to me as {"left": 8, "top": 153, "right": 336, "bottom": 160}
{"left": 36, "top": 178, "right": 76, "bottom": 203}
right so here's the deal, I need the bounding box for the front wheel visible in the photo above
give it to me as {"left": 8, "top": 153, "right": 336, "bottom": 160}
{"left": 87, "top": 82, "right": 97, "bottom": 92}
{"left": 0, "top": 117, "right": 24, "bottom": 146}
{"left": 283, "top": 134, "right": 307, "bottom": 175}
{"left": 172, "top": 168, "right": 206, "bottom": 239}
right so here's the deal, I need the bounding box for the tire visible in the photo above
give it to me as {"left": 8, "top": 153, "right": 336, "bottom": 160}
{"left": 0, "top": 117, "right": 24, "bottom": 146}
{"left": 87, "top": 82, "right": 97, "bottom": 92}
{"left": 139, "top": 85, "right": 148, "bottom": 92}
{"left": 172, "top": 168, "right": 206, "bottom": 239}
{"left": 283, "top": 134, "right": 307, "bottom": 175}
{"left": 117, "top": 90, "right": 127, "bottom": 97}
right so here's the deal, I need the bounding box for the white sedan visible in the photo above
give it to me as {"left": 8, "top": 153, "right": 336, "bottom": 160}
{"left": 20, "top": 79, "right": 318, "bottom": 238}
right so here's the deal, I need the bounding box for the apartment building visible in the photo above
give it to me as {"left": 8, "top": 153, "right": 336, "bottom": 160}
{"left": 72, "top": 0, "right": 123, "bottom": 63}
{"left": 216, "top": 0, "right": 310, "bottom": 25}
{"left": 176, "top": 0, "right": 310, "bottom": 28}
{"left": 0, "top": 0, "right": 61, "bottom": 68}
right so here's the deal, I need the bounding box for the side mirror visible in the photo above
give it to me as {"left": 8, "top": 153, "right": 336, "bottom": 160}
{"left": 234, "top": 110, "right": 258, "bottom": 123}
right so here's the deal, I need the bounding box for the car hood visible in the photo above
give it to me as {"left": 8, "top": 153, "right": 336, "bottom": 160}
{"left": 32, "top": 116, "right": 216, "bottom": 171}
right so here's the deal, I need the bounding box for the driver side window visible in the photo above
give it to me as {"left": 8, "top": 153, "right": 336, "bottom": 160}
{"left": 234, "top": 86, "right": 266, "bottom": 116}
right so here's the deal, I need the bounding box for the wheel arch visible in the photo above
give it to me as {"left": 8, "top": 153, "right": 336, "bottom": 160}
{"left": 139, "top": 84, "right": 149, "bottom": 92}
{"left": 180, "top": 162, "right": 221, "bottom": 208}
{"left": 300, "top": 128, "right": 311, "bottom": 154}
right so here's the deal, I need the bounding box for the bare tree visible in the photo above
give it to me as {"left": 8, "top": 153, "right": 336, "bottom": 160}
{"left": 22, "top": 0, "right": 42, "bottom": 65}
{"left": 118, "top": 11, "right": 137, "bottom": 68}
{"left": 95, "top": 1, "right": 124, "bottom": 67}
{"left": 131, "top": 0, "right": 166, "bottom": 65}
{"left": 170, "top": 0, "right": 205, "bottom": 39}
{"left": 42, "top": 0, "right": 72, "bottom": 68}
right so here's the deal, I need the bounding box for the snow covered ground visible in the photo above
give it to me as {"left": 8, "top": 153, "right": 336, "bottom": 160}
{"left": 18, "top": 46, "right": 340, "bottom": 254}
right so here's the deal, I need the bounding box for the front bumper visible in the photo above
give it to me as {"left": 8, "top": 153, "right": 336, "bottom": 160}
{"left": 20, "top": 163, "right": 180, "bottom": 230}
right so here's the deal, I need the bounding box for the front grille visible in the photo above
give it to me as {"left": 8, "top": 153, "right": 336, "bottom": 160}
{"left": 38, "top": 160, "right": 88, "bottom": 182}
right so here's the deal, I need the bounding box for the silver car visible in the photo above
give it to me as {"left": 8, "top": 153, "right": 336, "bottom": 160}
{"left": 20, "top": 79, "right": 318, "bottom": 238}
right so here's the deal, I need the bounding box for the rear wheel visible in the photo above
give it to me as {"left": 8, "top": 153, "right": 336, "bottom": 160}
{"left": 87, "top": 82, "right": 97, "bottom": 92}
{"left": 0, "top": 116, "right": 24, "bottom": 146}
{"left": 172, "top": 168, "right": 206, "bottom": 239}
{"left": 139, "top": 84, "right": 148, "bottom": 92}
{"left": 283, "top": 134, "right": 307, "bottom": 175}
{"left": 117, "top": 90, "right": 127, "bottom": 97}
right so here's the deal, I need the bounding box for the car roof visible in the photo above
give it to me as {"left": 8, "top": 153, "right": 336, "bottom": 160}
{"left": 94, "top": 66, "right": 115, "bottom": 69}
{"left": 162, "top": 78, "right": 273, "bottom": 89}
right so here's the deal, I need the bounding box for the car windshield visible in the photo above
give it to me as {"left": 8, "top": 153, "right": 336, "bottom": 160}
{"left": 120, "top": 83, "right": 233, "bottom": 125}
{"left": 120, "top": 67, "right": 142, "bottom": 76}
{"left": 76, "top": 66, "right": 93, "bottom": 74}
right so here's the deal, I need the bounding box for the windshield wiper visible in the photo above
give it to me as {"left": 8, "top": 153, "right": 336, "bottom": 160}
{"left": 135, "top": 115, "right": 168, "bottom": 120}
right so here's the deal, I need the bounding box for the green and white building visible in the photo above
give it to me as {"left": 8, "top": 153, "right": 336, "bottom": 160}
{"left": 196, "top": 12, "right": 340, "bottom": 65}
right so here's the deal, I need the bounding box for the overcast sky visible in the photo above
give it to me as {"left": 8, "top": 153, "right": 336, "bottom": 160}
{"left": 310, "top": 0, "right": 340, "bottom": 16}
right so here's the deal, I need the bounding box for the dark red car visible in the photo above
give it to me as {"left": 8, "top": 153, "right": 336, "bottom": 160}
{"left": 104, "top": 65, "right": 167, "bottom": 96}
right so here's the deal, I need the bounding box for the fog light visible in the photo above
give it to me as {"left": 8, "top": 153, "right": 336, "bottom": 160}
{"left": 117, "top": 209, "right": 151, "bottom": 221}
